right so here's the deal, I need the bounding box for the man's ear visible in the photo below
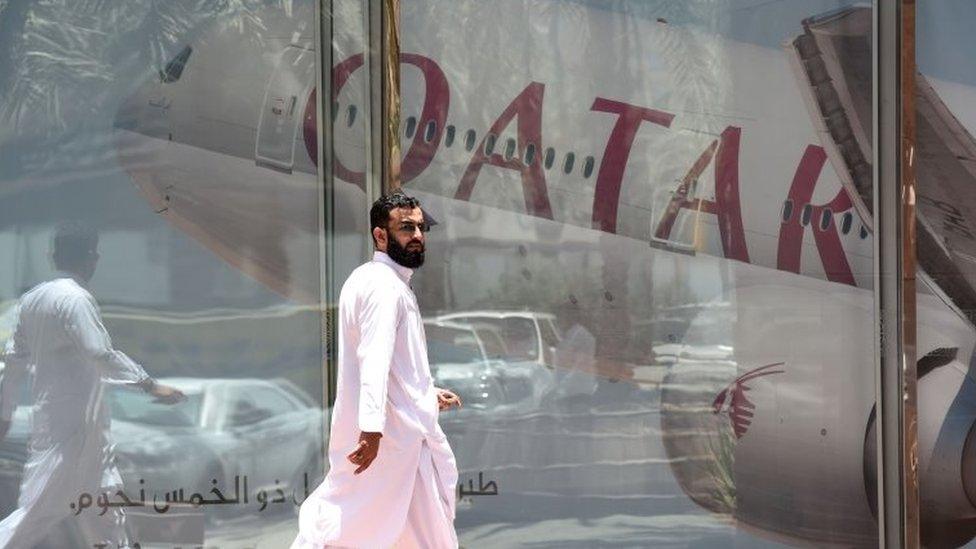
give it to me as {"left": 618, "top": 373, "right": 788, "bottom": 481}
{"left": 372, "top": 226, "right": 387, "bottom": 251}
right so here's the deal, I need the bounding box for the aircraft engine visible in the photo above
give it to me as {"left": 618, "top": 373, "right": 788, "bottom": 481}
{"left": 661, "top": 281, "right": 976, "bottom": 547}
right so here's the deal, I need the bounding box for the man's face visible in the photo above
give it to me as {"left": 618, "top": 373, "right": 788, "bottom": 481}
{"left": 381, "top": 207, "right": 426, "bottom": 269}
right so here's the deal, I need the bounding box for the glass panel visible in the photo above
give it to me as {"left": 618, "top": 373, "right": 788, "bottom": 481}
{"left": 916, "top": 3, "right": 976, "bottom": 548}
{"left": 0, "top": 1, "right": 373, "bottom": 547}
{"left": 399, "top": 1, "right": 878, "bottom": 546}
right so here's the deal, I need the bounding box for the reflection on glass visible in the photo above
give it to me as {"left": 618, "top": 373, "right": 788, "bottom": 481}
{"left": 398, "top": 0, "right": 882, "bottom": 547}
{"left": 111, "top": 390, "right": 203, "bottom": 428}
{"left": 0, "top": 225, "right": 186, "bottom": 548}
{"left": 917, "top": 3, "right": 976, "bottom": 548}
{"left": 0, "top": 0, "right": 347, "bottom": 546}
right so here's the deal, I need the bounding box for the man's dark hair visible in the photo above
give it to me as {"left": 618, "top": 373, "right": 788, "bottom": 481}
{"left": 52, "top": 222, "right": 98, "bottom": 271}
{"left": 370, "top": 191, "right": 421, "bottom": 240}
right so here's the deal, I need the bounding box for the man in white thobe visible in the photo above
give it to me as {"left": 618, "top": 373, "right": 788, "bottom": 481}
{"left": 293, "top": 193, "right": 461, "bottom": 549}
{"left": 0, "top": 223, "right": 184, "bottom": 548}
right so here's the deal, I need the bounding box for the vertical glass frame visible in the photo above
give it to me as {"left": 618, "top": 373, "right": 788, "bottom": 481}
{"left": 875, "top": 1, "right": 919, "bottom": 547}
{"left": 873, "top": 0, "right": 919, "bottom": 547}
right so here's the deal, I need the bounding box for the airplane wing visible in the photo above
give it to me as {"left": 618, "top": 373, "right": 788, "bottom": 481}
{"left": 789, "top": 6, "right": 976, "bottom": 324}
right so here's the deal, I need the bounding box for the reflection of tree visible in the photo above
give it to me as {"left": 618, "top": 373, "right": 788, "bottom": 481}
{"left": 0, "top": 0, "right": 294, "bottom": 139}
{"left": 704, "top": 414, "right": 737, "bottom": 514}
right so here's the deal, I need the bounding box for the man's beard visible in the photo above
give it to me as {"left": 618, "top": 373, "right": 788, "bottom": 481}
{"left": 387, "top": 236, "right": 425, "bottom": 269}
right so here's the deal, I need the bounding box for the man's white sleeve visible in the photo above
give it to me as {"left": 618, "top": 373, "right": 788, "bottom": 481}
{"left": 356, "top": 286, "right": 401, "bottom": 433}
{"left": 63, "top": 295, "right": 152, "bottom": 385}
{"left": 0, "top": 312, "right": 30, "bottom": 422}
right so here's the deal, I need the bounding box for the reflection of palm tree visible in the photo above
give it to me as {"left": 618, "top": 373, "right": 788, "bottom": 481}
{"left": 0, "top": 0, "right": 283, "bottom": 138}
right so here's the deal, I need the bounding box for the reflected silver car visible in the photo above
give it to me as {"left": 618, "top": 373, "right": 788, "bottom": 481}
{"left": 424, "top": 320, "right": 508, "bottom": 409}
{"left": 431, "top": 312, "right": 561, "bottom": 404}
{"left": 110, "top": 376, "right": 325, "bottom": 512}
{"left": 435, "top": 310, "right": 562, "bottom": 370}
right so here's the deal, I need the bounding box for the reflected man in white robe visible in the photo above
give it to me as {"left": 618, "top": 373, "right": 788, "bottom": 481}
{"left": 0, "top": 223, "right": 185, "bottom": 549}
{"left": 293, "top": 192, "right": 462, "bottom": 549}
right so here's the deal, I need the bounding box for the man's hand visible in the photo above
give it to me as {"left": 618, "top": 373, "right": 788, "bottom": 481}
{"left": 436, "top": 388, "right": 462, "bottom": 411}
{"left": 0, "top": 420, "right": 10, "bottom": 440}
{"left": 347, "top": 431, "right": 382, "bottom": 475}
{"left": 148, "top": 382, "right": 186, "bottom": 405}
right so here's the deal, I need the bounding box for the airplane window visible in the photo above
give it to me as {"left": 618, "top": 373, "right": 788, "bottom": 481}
{"left": 485, "top": 133, "right": 497, "bottom": 155}
{"left": 841, "top": 212, "right": 853, "bottom": 234}
{"left": 424, "top": 120, "right": 437, "bottom": 143}
{"left": 781, "top": 200, "right": 794, "bottom": 222}
{"left": 465, "top": 129, "right": 476, "bottom": 151}
{"left": 445, "top": 125, "right": 456, "bottom": 148}
{"left": 583, "top": 156, "right": 595, "bottom": 178}
{"left": 525, "top": 143, "right": 537, "bottom": 165}
{"left": 405, "top": 116, "right": 417, "bottom": 139}
{"left": 544, "top": 147, "right": 555, "bottom": 170}
{"left": 504, "top": 138, "right": 517, "bottom": 160}
{"left": 346, "top": 105, "right": 357, "bottom": 127}
{"left": 860, "top": 225, "right": 869, "bottom": 239}
{"left": 563, "top": 152, "right": 575, "bottom": 174}
{"left": 820, "top": 209, "right": 832, "bottom": 231}
{"left": 800, "top": 204, "right": 812, "bottom": 226}
{"left": 160, "top": 45, "right": 192, "bottom": 83}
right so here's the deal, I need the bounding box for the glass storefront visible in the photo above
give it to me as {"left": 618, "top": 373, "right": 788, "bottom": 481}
{"left": 2, "top": 0, "right": 973, "bottom": 547}
{"left": 0, "top": 1, "right": 333, "bottom": 546}
{"left": 397, "top": 1, "right": 880, "bottom": 546}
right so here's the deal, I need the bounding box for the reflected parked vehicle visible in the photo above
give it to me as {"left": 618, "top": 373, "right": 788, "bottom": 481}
{"left": 0, "top": 376, "right": 324, "bottom": 532}
{"left": 110, "top": 376, "right": 325, "bottom": 511}
{"left": 1, "top": 376, "right": 325, "bottom": 545}
{"left": 436, "top": 311, "right": 562, "bottom": 370}
{"left": 432, "top": 311, "right": 561, "bottom": 405}
{"left": 425, "top": 320, "right": 512, "bottom": 409}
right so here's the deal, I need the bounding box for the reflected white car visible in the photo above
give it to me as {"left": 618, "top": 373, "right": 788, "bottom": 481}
{"left": 426, "top": 312, "right": 562, "bottom": 408}
{"left": 0, "top": 376, "right": 325, "bottom": 545}
{"left": 435, "top": 311, "right": 562, "bottom": 371}
{"left": 424, "top": 320, "right": 510, "bottom": 409}
{"left": 110, "top": 376, "right": 326, "bottom": 512}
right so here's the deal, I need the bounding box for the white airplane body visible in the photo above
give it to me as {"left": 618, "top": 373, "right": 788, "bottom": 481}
{"left": 113, "top": 1, "right": 976, "bottom": 546}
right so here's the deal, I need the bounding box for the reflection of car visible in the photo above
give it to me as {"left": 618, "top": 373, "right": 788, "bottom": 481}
{"left": 110, "top": 377, "right": 325, "bottom": 509}
{"left": 424, "top": 320, "right": 508, "bottom": 409}
{"left": 0, "top": 376, "right": 324, "bottom": 545}
{"left": 435, "top": 311, "right": 562, "bottom": 369}
{"left": 428, "top": 312, "right": 562, "bottom": 406}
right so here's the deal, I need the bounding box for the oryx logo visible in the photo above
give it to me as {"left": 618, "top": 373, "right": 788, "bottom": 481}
{"left": 712, "top": 362, "right": 785, "bottom": 439}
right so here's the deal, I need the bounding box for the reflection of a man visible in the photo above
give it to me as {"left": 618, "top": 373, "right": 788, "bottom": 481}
{"left": 0, "top": 223, "right": 184, "bottom": 548}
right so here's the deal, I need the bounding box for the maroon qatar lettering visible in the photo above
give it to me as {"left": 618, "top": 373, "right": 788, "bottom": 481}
{"left": 653, "top": 127, "right": 750, "bottom": 263}
{"left": 399, "top": 53, "right": 450, "bottom": 182}
{"left": 317, "top": 53, "right": 859, "bottom": 288}
{"left": 589, "top": 98, "right": 674, "bottom": 233}
{"left": 776, "top": 145, "right": 856, "bottom": 286}
{"left": 305, "top": 53, "right": 449, "bottom": 185}
{"left": 454, "top": 82, "right": 553, "bottom": 218}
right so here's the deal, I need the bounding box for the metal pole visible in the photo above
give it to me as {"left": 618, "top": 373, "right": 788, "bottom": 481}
{"left": 316, "top": 0, "right": 337, "bottom": 408}
{"left": 384, "top": 0, "right": 401, "bottom": 192}
{"left": 366, "top": 1, "right": 382, "bottom": 204}
{"left": 874, "top": 0, "right": 918, "bottom": 546}
{"left": 367, "top": 0, "right": 400, "bottom": 197}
